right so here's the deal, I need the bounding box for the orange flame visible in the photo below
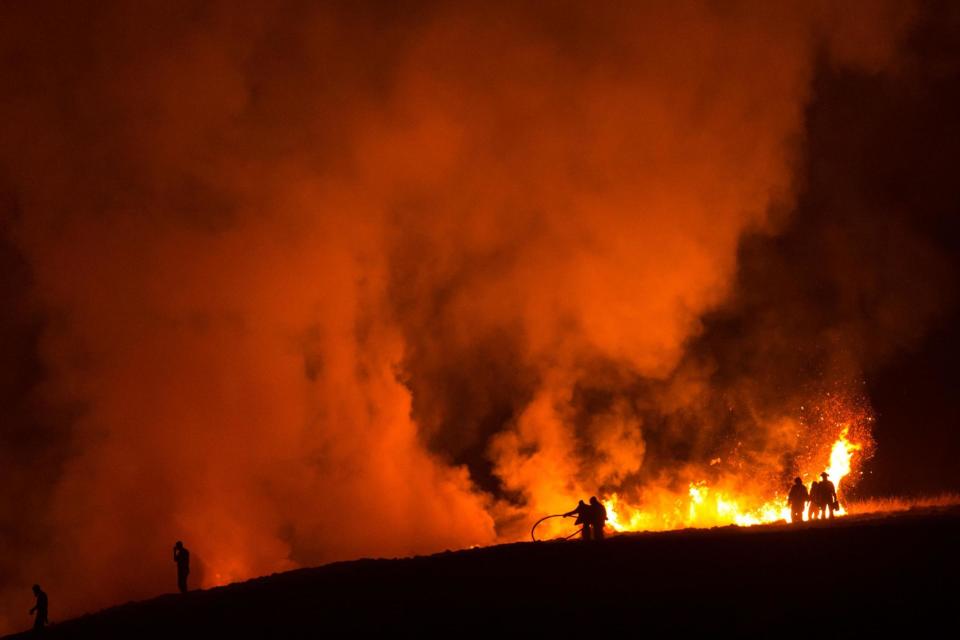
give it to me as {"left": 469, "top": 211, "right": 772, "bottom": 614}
{"left": 826, "top": 426, "right": 862, "bottom": 494}
{"left": 601, "top": 425, "right": 867, "bottom": 533}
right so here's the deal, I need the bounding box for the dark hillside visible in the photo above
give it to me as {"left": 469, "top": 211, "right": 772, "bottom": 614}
{"left": 7, "top": 507, "right": 959, "bottom": 638}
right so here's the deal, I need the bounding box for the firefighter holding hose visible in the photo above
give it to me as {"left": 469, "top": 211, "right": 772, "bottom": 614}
{"left": 564, "top": 500, "right": 594, "bottom": 540}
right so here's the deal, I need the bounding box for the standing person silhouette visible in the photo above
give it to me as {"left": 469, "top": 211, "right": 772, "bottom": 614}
{"left": 807, "top": 479, "right": 822, "bottom": 520}
{"left": 589, "top": 496, "right": 608, "bottom": 540}
{"left": 819, "top": 472, "right": 838, "bottom": 519}
{"left": 29, "top": 584, "right": 48, "bottom": 632}
{"left": 563, "top": 500, "right": 593, "bottom": 540}
{"left": 787, "top": 477, "right": 809, "bottom": 523}
{"left": 173, "top": 541, "right": 191, "bottom": 593}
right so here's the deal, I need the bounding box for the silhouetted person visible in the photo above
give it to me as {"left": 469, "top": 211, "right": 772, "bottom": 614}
{"left": 589, "top": 496, "right": 608, "bottom": 540}
{"left": 807, "top": 480, "right": 821, "bottom": 520}
{"left": 173, "top": 541, "right": 190, "bottom": 593}
{"left": 29, "top": 584, "right": 48, "bottom": 632}
{"left": 564, "top": 500, "right": 593, "bottom": 540}
{"left": 787, "top": 477, "right": 809, "bottom": 523}
{"left": 819, "top": 472, "right": 838, "bottom": 519}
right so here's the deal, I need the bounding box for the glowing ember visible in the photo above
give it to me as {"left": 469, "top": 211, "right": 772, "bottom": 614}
{"left": 601, "top": 416, "right": 869, "bottom": 533}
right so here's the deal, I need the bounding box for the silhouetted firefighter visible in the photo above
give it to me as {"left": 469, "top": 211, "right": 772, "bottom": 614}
{"left": 29, "top": 584, "right": 48, "bottom": 632}
{"left": 787, "top": 477, "right": 809, "bottom": 523}
{"left": 819, "top": 472, "right": 839, "bottom": 518}
{"left": 173, "top": 541, "right": 190, "bottom": 593}
{"left": 589, "top": 496, "right": 608, "bottom": 540}
{"left": 564, "top": 500, "right": 593, "bottom": 540}
{"left": 807, "top": 478, "right": 821, "bottom": 520}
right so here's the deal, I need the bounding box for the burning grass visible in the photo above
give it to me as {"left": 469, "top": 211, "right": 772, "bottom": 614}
{"left": 594, "top": 394, "right": 875, "bottom": 534}
{"left": 845, "top": 493, "right": 960, "bottom": 515}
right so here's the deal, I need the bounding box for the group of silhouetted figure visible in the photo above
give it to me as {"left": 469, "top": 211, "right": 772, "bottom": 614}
{"left": 24, "top": 476, "right": 844, "bottom": 633}
{"left": 562, "top": 474, "right": 840, "bottom": 545}
{"left": 788, "top": 472, "right": 839, "bottom": 523}
{"left": 26, "top": 540, "right": 190, "bottom": 633}
{"left": 564, "top": 496, "right": 609, "bottom": 540}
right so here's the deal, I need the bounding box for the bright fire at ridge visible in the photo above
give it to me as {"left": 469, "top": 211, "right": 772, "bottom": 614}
{"left": 601, "top": 425, "right": 866, "bottom": 533}
{"left": 524, "top": 391, "right": 877, "bottom": 543}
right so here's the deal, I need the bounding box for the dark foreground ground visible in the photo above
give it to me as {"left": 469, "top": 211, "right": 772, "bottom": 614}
{"left": 7, "top": 506, "right": 960, "bottom": 638}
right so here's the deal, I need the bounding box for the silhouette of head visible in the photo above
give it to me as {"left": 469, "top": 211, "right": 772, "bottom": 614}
{"left": 820, "top": 472, "right": 829, "bottom": 479}
{"left": 794, "top": 477, "right": 802, "bottom": 484}
{"left": 175, "top": 540, "right": 183, "bottom": 549}
{"left": 32, "top": 584, "right": 40, "bottom": 595}
{"left": 589, "top": 496, "right": 600, "bottom": 505}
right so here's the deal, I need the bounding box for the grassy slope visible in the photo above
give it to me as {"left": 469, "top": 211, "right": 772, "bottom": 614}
{"left": 6, "top": 505, "right": 959, "bottom": 638}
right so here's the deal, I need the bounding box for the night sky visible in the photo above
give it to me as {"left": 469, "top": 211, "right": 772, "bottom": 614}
{"left": 785, "top": 3, "right": 960, "bottom": 495}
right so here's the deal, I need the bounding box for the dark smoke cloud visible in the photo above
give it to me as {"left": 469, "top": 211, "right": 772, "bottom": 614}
{"left": 0, "top": 0, "right": 938, "bottom": 632}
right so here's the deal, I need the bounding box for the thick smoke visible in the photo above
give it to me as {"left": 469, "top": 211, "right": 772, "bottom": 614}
{"left": 0, "top": 0, "right": 918, "bottom": 631}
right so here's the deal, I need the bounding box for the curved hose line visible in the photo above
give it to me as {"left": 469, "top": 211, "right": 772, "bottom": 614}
{"left": 530, "top": 514, "right": 583, "bottom": 542}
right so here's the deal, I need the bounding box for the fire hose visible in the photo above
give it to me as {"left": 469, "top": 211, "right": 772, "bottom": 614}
{"left": 530, "top": 514, "right": 584, "bottom": 542}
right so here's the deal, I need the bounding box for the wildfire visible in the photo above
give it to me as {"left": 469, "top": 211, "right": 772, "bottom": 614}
{"left": 601, "top": 423, "right": 868, "bottom": 533}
